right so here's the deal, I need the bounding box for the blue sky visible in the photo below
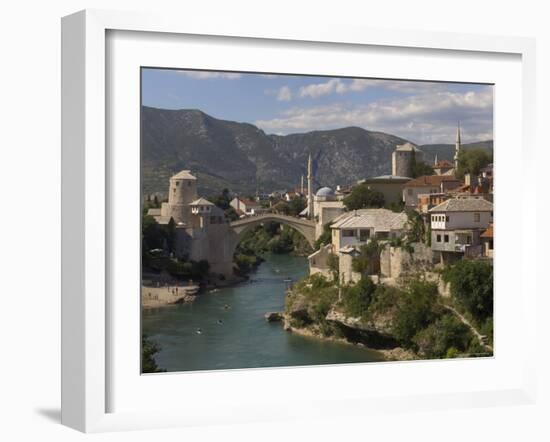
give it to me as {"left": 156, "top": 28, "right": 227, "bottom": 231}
{"left": 142, "top": 68, "right": 493, "bottom": 145}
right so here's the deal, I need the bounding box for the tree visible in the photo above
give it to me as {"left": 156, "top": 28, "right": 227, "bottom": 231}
{"left": 142, "top": 214, "right": 164, "bottom": 251}
{"left": 213, "top": 188, "right": 231, "bottom": 210}
{"left": 287, "top": 196, "right": 306, "bottom": 216}
{"left": 406, "top": 209, "right": 426, "bottom": 244}
{"left": 327, "top": 253, "right": 339, "bottom": 282}
{"left": 342, "top": 276, "right": 377, "bottom": 318}
{"left": 142, "top": 335, "right": 166, "bottom": 373}
{"left": 393, "top": 280, "right": 438, "bottom": 347}
{"left": 410, "top": 151, "right": 434, "bottom": 178}
{"left": 166, "top": 217, "right": 176, "bottom": 253}
{"left": 272, "top": 200, "right": 290, "bottom": 215}
{"left": 413, "top": 314, "right": 471, "bottom": 358}
{"left": 443, "top": 260, "right": 493, "bottom": 322}
{"left": 456, "top": 149, "right": 492, "bottom": 179}
{"left": 343, "top": 184, "right": 385, "bottom": 210}
{"left": 315, "top": 223, "right": 332, "bottom": 249}
{"left": 224, "top": 206, "right": 239, "bottom": 221}
{"left": 352, "top": 239, "right": 384, "bottom": 276}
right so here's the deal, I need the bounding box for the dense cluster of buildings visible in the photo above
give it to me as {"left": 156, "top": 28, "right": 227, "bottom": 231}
{"left": 307, "top": 123, "right": 494, "bottom": 281}
{"left": 146, "top": 122, "right": 493, "bottom": 280}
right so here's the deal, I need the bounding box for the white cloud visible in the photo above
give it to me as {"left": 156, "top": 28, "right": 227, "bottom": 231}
{"left": 277, "top": 86, "right": 292, "bottom": 101}
{"left": 299, "top": 78, "right": 345, "bottom": 98}
{"left": 255, "top": 87, "right": 493, "bottom": 144}
{"left": 180, "top": 71, "right": 242, "bottom": 80}
{"left": 296, "top": 78, "right": 448, "bottom": 99}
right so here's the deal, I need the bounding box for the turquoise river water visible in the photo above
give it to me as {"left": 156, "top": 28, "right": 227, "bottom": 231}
{"left": 142, "top": 254, "right": 383, "bottom": 372}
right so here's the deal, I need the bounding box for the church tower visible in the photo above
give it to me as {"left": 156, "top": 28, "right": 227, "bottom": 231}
{"left": 454, "top": 121, "right": 462, "bottom": 171}
{"left": 307, "top": 153, "right": 314, "bottom": 220}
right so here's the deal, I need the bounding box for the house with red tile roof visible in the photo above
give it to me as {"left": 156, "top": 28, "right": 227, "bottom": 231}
{"left": 403, "top": 175, "right": 462, "bottom": 208}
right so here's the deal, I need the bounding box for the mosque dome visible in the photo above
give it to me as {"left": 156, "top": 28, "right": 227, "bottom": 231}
{"left": 316, "top": 187, "right": 335, "bottom": 197}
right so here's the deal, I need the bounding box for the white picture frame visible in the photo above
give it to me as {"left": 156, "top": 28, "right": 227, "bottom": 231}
{"left": 61, "top": 9, "right": 537, "bottom": 433}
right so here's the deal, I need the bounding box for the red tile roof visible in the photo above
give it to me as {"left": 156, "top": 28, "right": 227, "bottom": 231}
{"left": 481, "top": 224, "right": 494, "bottom": 238}
{"left": 404, "top": 175, "right": 461, "bottom": 188}
{"left": 434, "top": 160, "right": 454, "bottom": 168}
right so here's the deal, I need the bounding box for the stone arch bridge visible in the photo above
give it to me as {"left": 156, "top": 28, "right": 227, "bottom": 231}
{"left": 229, "top": 214, "right": 316, "bottom": 249}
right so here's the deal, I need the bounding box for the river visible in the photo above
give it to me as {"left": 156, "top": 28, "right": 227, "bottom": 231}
{"left": 142, "top": 254, "right": 383, "bottom": 372}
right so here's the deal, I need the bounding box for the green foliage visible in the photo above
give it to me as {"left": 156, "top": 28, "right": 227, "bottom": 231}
{"left": 142, "top": 214, "right": 165, "bottom": 251}
{"left": 224, "top": 206, "right": 239, "bottom": 221}
{"left": 442, "top": 260, "right": 493, "bottom": 322}
{"left": 342, "top": 277, "right": 377, "bottom": 318}
{"left": 212, "top": 188, "right": 231, "bottom": 210}
{"left": 406, "top": 209, "right": 426, "bottom": 244}
{"left": 352, "top": 239, "right": 383, "bottom": 276}
{"left": 410, "top": 150, "right": 434, "bottom": 178}
{"left": 165, "top": 258, "right": 210, "bottom": 280}
{"left": 388, "top": 199, "right": 405, "bottom": 212}
{"left": 272, "top": 200, "right": 290, "bottom": 214}
{"left": 327, "top": 253, "right": 339, "bottom": 281}
{"left": 287, "top": 197, "right": 307, "bottom": 217}
{"left": 310, "top": 273, "right": 332, "bottom": 290}
{"left": 234, "top": 253, "right": 262, "bottom": 276}
{"left": 412, "top": 314, "right": 472, "bottom": 358}
{"left": 166, "top": 217, "right": 176, "bottom": 253}
{"left": 343, "top": 183, "right": 385, "bottom": 210}
{"left": 456, "top": 148, "right": 492, "bottom": 179}
{"left": 141, "top": 335, "right": 166, "bottom": 373}
{"left": 315, "top": 223, "right": 332, "bottom": 249}
{"left": 392, "top": 280, "right": 439, "bottom": 347}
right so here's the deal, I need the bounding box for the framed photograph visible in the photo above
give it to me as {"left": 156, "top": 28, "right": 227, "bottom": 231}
{"left": 61, "top": 9, "right": 537, "bottom": 432}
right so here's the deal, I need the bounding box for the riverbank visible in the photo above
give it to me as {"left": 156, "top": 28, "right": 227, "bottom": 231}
{"left": 142, "top": 254, "right": 383, "bottom": 372}
{"left": 141, "top": 284, "right": 199, "bottom": 309}
{"left": 279, "top": 312, "right": 416, "bottom": 361}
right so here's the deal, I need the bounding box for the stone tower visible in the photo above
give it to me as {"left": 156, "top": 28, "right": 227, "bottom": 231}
{"left": 307, "top": 153, "right": 314, "bottom": 220}
{"left": 454, "top": 121, "right": 462, "bottom": 171}
{"left": 160, "top": 170, "right": 198, "bottom": 224}
{"left": 391, "top": 142, "right": 423, "bottom": 177}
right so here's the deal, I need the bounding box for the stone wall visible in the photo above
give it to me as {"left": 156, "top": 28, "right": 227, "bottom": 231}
{"left": 380, "top": 243, "right": 434, "bottom": 279}
{"left": 339, "top": 253, "right": 362, "bottom": 284}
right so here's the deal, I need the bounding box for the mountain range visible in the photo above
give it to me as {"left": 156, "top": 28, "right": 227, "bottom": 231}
{"left": 141, "top": 106, "right": 493, "bottom": 197}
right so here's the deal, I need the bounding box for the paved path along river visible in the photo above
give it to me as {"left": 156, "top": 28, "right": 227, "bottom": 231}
{"left": 142, "top": 254, "right": 383, "bottom": 372}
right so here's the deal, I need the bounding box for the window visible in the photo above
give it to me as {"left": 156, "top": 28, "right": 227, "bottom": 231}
{"left": 474, "top": 212, "right": 480, "bottom": 222}
{"left": 359, "top": 229, "right": 370, "bottom": 241}
{"left": 376, "top": 232, "right": 389, "bottom": 240}
{"left": 188, "top": 181, "right": 191, "bottom": 186}
{"left": 444, "top": 234, "right": 449, "bottom": 243}
{"left": 175, "top": 181, "right": 180, "bottom": 186}
{"left": 436, "top": 234, "right": 442, "bottom": 242}
{"left": 446, "top": 215, "right": 450, "bottom": 222}
{"left": 342, "top": 229, "right": 355, "bottom": 237}
{"left": 407, "top": 189, "right": 413, "bottom": 196}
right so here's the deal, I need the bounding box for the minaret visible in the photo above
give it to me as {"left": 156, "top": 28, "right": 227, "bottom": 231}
{"left": 301, "top": 175, "right": 304, "bottom": 195}
{"left": 307, "top": 153, "right": 314, "bottom": 220}
{"left": 434, "top": 153, "right": 438, "bottom": 166}
{"left": 454, "top": 121, "right": 461, "bottom": 170}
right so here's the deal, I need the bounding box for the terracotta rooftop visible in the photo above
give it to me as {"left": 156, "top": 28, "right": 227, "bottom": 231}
{"left": 434, "top": 160, "right": 454, "bottom": 168}
{"left": 404, "top": 175, "right": 462, "bottom": 188}
{"left": 481, "top": 224, "right": 494, "bottom": 238}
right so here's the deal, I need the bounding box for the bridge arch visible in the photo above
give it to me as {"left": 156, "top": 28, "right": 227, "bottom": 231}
{"left": 228, "top": 214, "right": 316, "bottom": 256}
